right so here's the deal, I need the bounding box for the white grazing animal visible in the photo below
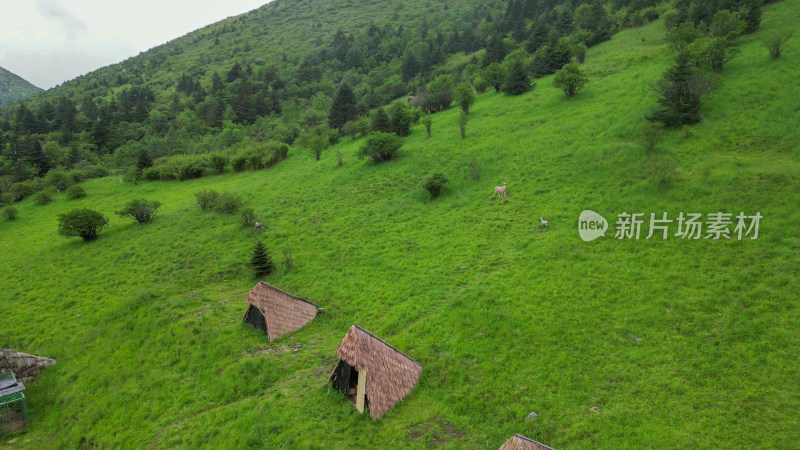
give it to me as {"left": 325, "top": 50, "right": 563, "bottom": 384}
{"left": 493, "top": 182, "right": 508, "bottom": 199}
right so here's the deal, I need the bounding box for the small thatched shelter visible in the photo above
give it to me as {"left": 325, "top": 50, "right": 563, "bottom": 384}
{"left": 329, "top": 325, "right": 422, "bottom": 419}
{"left": 242, "top": 282, "right": 317, "bottom": 341}
{"left": 499, "top": 434, "right": 555, "bottom": 450}
{"left": 0, "top": 349, "right": 55, "bottom": 383}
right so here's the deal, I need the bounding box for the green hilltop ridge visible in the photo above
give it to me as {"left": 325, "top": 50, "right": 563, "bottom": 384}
{"left": 0, "top": 66, "right": 43, "bottom": 106}
{"left": 2, "top": 0, "right": 800, "bottom": 448}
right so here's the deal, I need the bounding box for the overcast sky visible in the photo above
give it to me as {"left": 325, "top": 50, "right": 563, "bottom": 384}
{"left": 0, "top": 1, "right": 269, "bottom": 90}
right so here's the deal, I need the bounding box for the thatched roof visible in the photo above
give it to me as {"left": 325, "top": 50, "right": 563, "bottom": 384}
{"left": 499, "top": 434, "right": 555, "bottom": 450}
{"left": 331, "top": 325, "right": 422, "bottom": 419}
{"left": 0, "top": 349, "right": 56, "bottom": 383}
{"left": 245, "top": 282, "right": 317, "bottom": 341}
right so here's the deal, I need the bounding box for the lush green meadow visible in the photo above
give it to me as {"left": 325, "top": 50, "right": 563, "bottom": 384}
{"left": 2, "top": 3, "right": 800, "bottom": 448}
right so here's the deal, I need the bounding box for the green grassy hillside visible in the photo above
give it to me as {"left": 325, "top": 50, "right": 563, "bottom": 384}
{"left": 0, "top": 67, "right": 42, "bottom": 107}
{"left": 2, "top": 2, "right": 799, "bottom": 448}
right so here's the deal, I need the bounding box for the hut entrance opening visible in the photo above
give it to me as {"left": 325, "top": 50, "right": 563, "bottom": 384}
{"left": 332, "top": 360, "right": 368, "bottom": 413}
{"left": 243, "top": 305, "right": 267, "bottom": 334}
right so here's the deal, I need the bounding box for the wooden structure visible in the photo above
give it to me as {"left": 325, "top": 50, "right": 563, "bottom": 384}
{"left": 0, "top": 349, "right": 55, "bottom": 383}
{"left": 499, "top": 434, "right": 556, "bottom": 450}
{"left": 329, "top": 325, "right": 422, "bottom": 419}
{"left": 242, "top": 282, "right": 318, "bottom": 341}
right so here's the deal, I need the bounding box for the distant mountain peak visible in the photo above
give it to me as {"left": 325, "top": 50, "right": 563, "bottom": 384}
{"left": 0, "top": 66, "right": 43, "bottom": 106}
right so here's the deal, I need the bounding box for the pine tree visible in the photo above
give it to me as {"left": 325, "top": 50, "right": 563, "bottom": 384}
{"left": 250, "top": 241, "right": 274, "bottom": 278}
{"left": 741, "top": 0, "right": 762, "bottom": 33}
{"left": 483, "top": 34, "right": 506, "bottom": 67}
{"left": 371, "top": 107, "right": 391, "bottom": 133}
{"left": 137, "top": 148, "right": 153, "bottom": 170}
{"left": 647, "top": 52, "right": 711, "bottom": 127}
{"left": 504, "top": 59, "right": 531, "bottom": 95}
{"left": 328, "top": 83, "right": 358, "bottom": 131}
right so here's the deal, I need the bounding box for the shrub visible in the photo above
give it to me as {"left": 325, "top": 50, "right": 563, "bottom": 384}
{"left": 65, "top": 184, "right": 86, "bottom": 199}
{"left": 482, "top": 63, "right": 507, "bottom": 92}
{"left": 250, "top": 240, "right": 274, "bottom": 277}
{"left": 232, "top": 155, "right": 248, "bottom": 173}
{"left": 423, "top": 173, "right": 448, "bottom": 199}
{"left": 282, "top": 246, "right": 294, "bottom": 271}
{"left": 9, "top": 179, "right": 43, "bottom": 202}
{"left": 573, "top": 43, "right": 587, "bottom": 63}
{"left": 421, "top": 116, "right": 432, "bottom": 138}
{"left": 554, "top": 63, "right": 588, "bottom": 98}
{"left": 641, "top": 122, "right": 663, "bottom": 151}
{"left": 195, "top": 190, "right": 219, "bottom": 211}
{"left": 459, "top": 111, "right": 469, "bottom": 139}
{"left": 468, "top": 156, "right": 481, "bottom": 181}
{"left": 473, "top": 77, "right": 489, "bottom": 94}
{"left": 763, "top": 31, "right": 793, "bottom": 59}
{"left": 240, "top": 207, "right": 256, "bottom": 228}
{"left": 57, "top": 209, "right": 108, "bottom": 241}
{"left": 453, "top": 83, "right": 475, "bottom": 115}
{"left": 123, "top": 168, "right": 142, "bottom": 183}
{"left": 213, "top": 192, "right": 243, "bottom": 214}
{"left": 44, "top": 170, "right": 74, "bottom": 192}
{"left": 4, "top": 207, "right": 18, "bottom": 220}
{"left": 645, "top": 157, "right": 679, "bottom": 191}
{"left": 85, "top": 165, "right": 109, "bottom": 178}
{"left": 342, "top": 117, "right": 371, "bottom": 139}
{"left": 360, "top": 132, "right": 404, "bottom": 163}
{"left": 703, "top": 37, "right": 737, "bottom": 74}
{"left": 117, "top": 199, "right": 162, "bottom": 224}
{"left": 388, "top": 102, "right": 413, "bottom": 136}
{"left": 209, "top": 153, "right": 229, "bottom": 174}
{"left": 336, "top": 150, "right": 343, "bottom": 167}
{"left": 34, "top": 191, "right": 52, "bottom": 205}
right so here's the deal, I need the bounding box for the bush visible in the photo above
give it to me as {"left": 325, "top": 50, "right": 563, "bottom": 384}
{"left": 423, "top": 173, "right": 448, "bottom": 199}
{"left": 240, "top": 207, "right": 256, "bottom": 228}
{"left": 57, "top": 209, "right": 108, "bottom": 241}
{"left": 468, "top": 156, "right": 481, "bottom": 181}
{"left": 482, "top": 63, "right": 507, "bottom": 92}
{"left": 250, "top": 240, "right": 274, "bottom": 278}
{"left": 763, "top": 31, "right": 793, "bottom": 59}
{"left": 195, "top": 190, "right": 220, "bottom": 211}
{"left": 473, "top": 77, "right": 489, "bottom": 94}
{"left": 641, "top": 122, "right": 663, "bottom": 151}
{"left": 232, "top": 155, "right": 248, "bottom": 173}
{"left": 453, "top": 83, "right": 475, "bottom": 115}
{"left": 65, "top": 185, "right": 86, "bottom": 199}
{"left": 573, "top": 43, "right": 587, "bottom": 63}
{"left": 209, "top": 153, "right": 229, "bottom": 174}
{"left": 34, "top": 190, "right": 52, "bottom": 205}
{"left": 123, "top": 168, "right": 143, "bottom": 183}
{"left": 645, "top": 157, "right": 679, "bottom": 191}
{"left": 213, "top": 192, "right": 243, "bottom": 214}
{"left": 4, "top": 207, "right": 18, "bottom": 220}
{"left": 459, "top": 111, "right": 469, "bottom": 139}
{"left": 10, "top": 179, "right": 43, "bottom": 202}
{"left": 421, "top": 116, "right": 432, "bottom": 138}
{"left": 360, "top": 132, "right": 404, "bottom": 163}
{"left": 117, "top": 199, "right": 162, "bottom": 224}
{"left": 554, "top": 63, "right": 588, "bottom": 97}
{"left": 44, "top": 170, "right": 74, "bottom": 192}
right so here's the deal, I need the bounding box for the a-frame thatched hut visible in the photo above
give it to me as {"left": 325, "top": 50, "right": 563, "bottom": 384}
{"left": 329, "top": 325, "right": 422, "bottom": 419}
{"left": 242, "top": 282, "right": 317, "bottom": 341}
{"left": 0, "top": 349, "right": 55, "bottom": 383}
{"left": 499, "top": 434, "right": 555, "bottom": 450}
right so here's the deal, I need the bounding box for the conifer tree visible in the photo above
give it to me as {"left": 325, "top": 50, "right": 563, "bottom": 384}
{"left": 328, "top": 83, "right": 358, "bottom": 131}
{"left": 504, "top": 59, "right": 531, "bottom": 95}
{"left": 251, "top": 240, "right": 274, "bottom": 278}
{"left": 647, "top": 52, "right": 711, "bottom": 127}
